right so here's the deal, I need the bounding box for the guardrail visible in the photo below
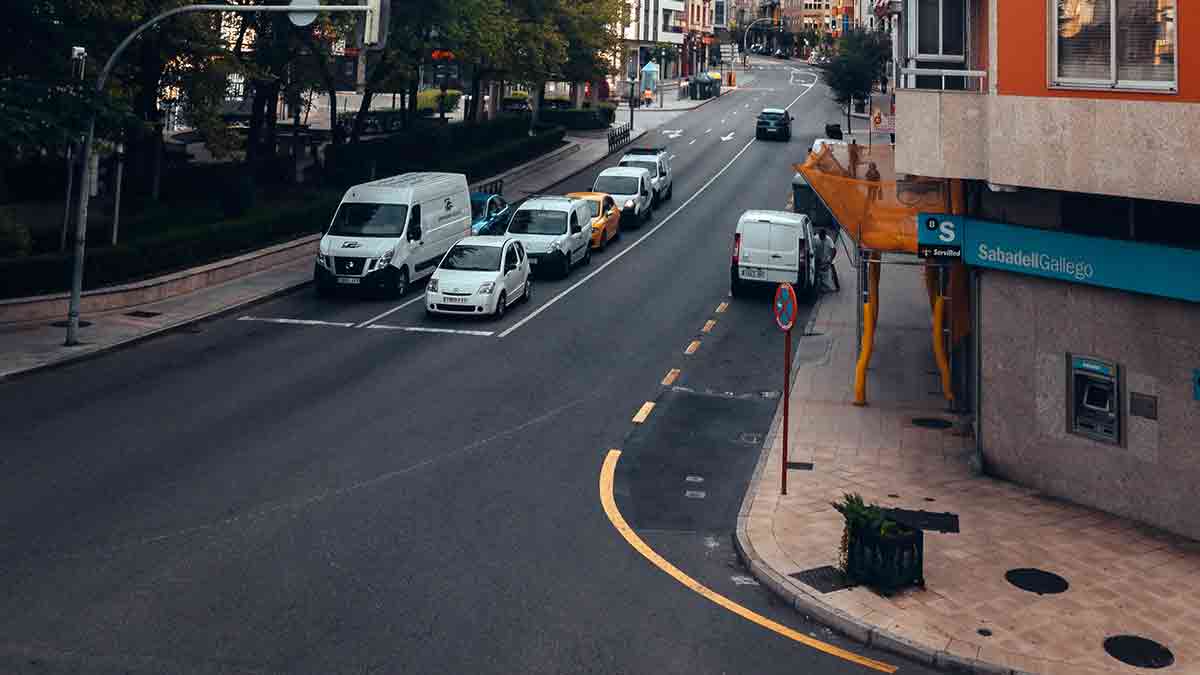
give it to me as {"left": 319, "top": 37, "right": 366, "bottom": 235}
{"left": 608, "top": 123, "right": 632, "bottom": 154}
{"left": 474, "top": 178, "right": 503, "bottom": 196}
{"left": 899, "top": 68, "right": 988, "bottom": 92}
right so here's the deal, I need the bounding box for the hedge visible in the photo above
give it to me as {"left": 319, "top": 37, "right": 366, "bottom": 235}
{"left": 539, "top": 107, "right": 611, "bottom": 130}
{"left": 0, "top": 193, "right": 340, "bottom": 299}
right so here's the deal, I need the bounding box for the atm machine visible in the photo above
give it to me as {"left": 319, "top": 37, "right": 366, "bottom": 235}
{"left": 1068, "top": 354, "right": 1122, "bottom": 445}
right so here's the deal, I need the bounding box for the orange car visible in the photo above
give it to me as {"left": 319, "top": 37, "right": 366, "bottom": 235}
{"left": 566, "top": 192, "right": 621, "bottom": 249}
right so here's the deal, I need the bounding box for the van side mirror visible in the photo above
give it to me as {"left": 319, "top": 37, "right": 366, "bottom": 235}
{"left": 571, "top": 223, "right": 583, "bottom": 234}
{"left": 408, "top": 223, "right": 422, "bottom": 241}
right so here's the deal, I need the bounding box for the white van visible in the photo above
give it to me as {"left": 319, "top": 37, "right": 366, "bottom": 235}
{"left": 315, "top": 173, "right": 471, "bottom": 296}
{"left": 730, "top": 210, "right": 817, "bottom": 297}
{"left": 592, "top": 166, "right": 653, "bottom": 227}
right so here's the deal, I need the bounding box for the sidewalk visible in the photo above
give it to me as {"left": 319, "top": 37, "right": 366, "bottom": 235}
{"left": 0, "top": 130, "right": 642, "bottom": 380}
{"left": 737, "top": 248, "right": 1200, "bottom": 674}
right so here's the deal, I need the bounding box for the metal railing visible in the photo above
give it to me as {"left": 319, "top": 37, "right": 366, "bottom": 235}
{"left": 899, "top": 68, "right": 988, "bottom": 92}
{"left": 608, "top": 123, "right": 632, "bottom": 153}
{"left": 473, "top": 178, "right": 503, "bottom": 196}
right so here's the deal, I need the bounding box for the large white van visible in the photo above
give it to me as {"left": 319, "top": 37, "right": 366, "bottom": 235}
{"left": 730, "top": 210, "right": 817, "bottom": 298}
{"left": 315, "top": 172, "right": 471, "bottom": 296}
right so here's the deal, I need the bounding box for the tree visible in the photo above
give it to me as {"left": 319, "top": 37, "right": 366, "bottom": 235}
{"left": 816, "top": 46, "right": 874, "bottom": 136}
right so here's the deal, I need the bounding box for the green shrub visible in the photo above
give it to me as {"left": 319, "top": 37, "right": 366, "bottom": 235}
{"left": 218, "top": 173, "right": 257, "bottom": 218}
{"left": 416, "top": 88, "right": 462, "bottom": 113}
{"left": 505, "top": 91, "right": 530, "bottom": 101}
{"left": 0, "top": 210, "right": 33, "bottom": 258}
{"left": 596, "top": 102, "right": 617, "bottom": 124}
{"left": 539, "top": 107, "right": 608, "bottom": 130}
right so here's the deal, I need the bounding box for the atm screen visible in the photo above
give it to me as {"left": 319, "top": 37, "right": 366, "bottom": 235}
{"left": 1083, "top": 383, "right": 1112, "bottom": 412}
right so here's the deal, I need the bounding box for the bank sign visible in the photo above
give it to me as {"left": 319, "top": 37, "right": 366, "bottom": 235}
{"left": 917, "top": 213, "right": 1200, "bottom": 303}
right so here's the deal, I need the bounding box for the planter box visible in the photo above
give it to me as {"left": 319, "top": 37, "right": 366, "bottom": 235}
{"left": 844, "top": 525, "right": 924, "bottom": 593}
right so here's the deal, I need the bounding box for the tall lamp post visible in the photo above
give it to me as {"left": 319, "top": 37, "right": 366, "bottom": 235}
{"left": 63, "top": 2, "right": 372, "bottom": 346}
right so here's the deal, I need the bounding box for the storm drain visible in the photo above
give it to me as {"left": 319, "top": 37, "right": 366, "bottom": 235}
{"left": 791, "top": 565, "right": 855, "bottom": 594}
{"left": 911, "top": 417, "right": 953, "bottom": 429}
{"left": 1004, "top": 568, "right": 1069, "bottom": 595}
{"left": 1104, "top": 635, "right": 1174, "bottom": 669}
{"left": 125, "top": 310, "right": 162, "bottom": 318}
{"left": 49, "top": 320, "right": 92, "bottom": 328}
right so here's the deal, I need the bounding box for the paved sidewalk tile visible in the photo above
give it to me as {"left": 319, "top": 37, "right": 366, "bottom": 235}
{"left": 743, "top": 247, "right": 1200, "bottom": 674}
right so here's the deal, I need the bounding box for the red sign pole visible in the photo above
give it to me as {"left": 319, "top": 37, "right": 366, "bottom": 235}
{"left": 782, "top": 325, "right": 790, "bottom": 495}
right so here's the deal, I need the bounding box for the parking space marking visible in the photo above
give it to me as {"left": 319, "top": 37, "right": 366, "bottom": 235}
{"left": 497, "top": 84, "right": 816, "bottom": 340}
{"left": 661, "top": 369, "right": 681, "bottom": 386}
{"left": 368, "top": 324, "right": 495, "bottom": 337}
{"left": 632, "top": 402, "right": 656, "bottom": 424}
{"left": 688, "top": 139, "right": 696, "bottom": 145}
{"left": 705, "top": 128, "right": 712, "bottom": 134}
{"left": 685, "top": 340, "right": 701, "bottom": 355}
{"left": 239, "top": 316, "right": 355, "bottom": 328}
{"left": 716, "top": 302, "right": 729, "bottom": 314}
{"left": 354, "top": 294, "right": 427, "bottom": 328}
{"left": 599, "top": 450, "right": 897, "bottom": 673}
{"left": 702, "top": 320, "right": 716, "bottom": 333}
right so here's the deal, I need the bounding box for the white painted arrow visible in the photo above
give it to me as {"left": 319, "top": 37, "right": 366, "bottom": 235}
{"left": 662, "top": 129, "right": 684, "bottom": 139}
{"left": 688, "top": 139, "right": 696, "bottom": 145}
{"left": 705, "top": 128, "right": 712, "bottom": 134}
{"left": 720, "top": 132, "right": 735, "bottom": 142}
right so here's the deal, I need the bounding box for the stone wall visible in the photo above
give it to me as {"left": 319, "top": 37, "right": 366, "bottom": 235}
{"left": 979, "top": 269, "right": 1200, "bottom": 540}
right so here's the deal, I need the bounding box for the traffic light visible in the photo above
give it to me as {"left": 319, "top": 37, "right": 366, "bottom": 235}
{"left": 365, "top": 0, "right": 389, "bottom": 50}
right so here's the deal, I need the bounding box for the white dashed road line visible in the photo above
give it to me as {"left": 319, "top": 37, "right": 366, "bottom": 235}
{"left": 354, "top": 294, "right": 427, "bottom": 328}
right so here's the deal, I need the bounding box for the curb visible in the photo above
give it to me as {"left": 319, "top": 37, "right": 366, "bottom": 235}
{"left": 0, "top": 271, "right": 311, "bottom": 382}
{"left": 731, "top": 272, "right": 1019, "bottom": 675}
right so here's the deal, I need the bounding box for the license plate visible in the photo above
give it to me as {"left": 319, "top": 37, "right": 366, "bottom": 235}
{"left": 337, "top": 277, "right": 361, "bottom": 285}
{"left": 766, "top": 128, "right": 777, "bottom": 133}
{"left": 741, "top": 267, "right": 765, "bottom": 279}
{"left": 443, "top": 296, "right": 468, "bottom": 304}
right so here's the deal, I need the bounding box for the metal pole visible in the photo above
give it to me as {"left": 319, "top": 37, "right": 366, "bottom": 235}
{"left": 110, "top": 146, "right": 124, "bottom": 245}
{"left": 63, "top": 3, "right": 370, "bottom": 344}
{"left": 60, "top": 145, "right": 74, "bottom": 253}
{"left": 782, "top": 324, "right": 791, "bottom": 496}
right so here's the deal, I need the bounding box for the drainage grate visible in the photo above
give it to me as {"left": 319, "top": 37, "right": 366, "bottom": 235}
{"left": 977, "top": 628, "right": 993, "bottom": 637}
{"left": 912, "top": 417, "right": 953, "bottom": 429}
{"left": 786, "top": 461, "right": 814, "bottom": 471}
{"left": 125, "top": 310, "right": 162, "bottom": 318}
{"left": 1005, "top": 568, "right": 1069, "bottom": 595}
{"left": 49, "top": 320, "right": 92, "bottom": 328}
{"left": 791, "top": 565, "right": 855, "bottom": 594}
{"left": 1104, "top": 636, "right": 1174, "bottom": 669}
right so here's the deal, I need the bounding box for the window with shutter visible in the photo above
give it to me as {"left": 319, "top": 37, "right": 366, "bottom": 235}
{"left": 1053, "top": 0, "right": 1175, "bottom": 89}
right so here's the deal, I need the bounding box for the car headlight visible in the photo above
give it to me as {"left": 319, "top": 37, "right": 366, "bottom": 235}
{"left": 428, "top": 278, "right": 438, "bottom": 293}
{"left": 549, "top": 240, "right": 562, "bottom": 252}
{"left": 377, "top": 249, "right": 394, "bottom": 268}
{"left": 317, "top": 253, "right": 329, "bottom": 267}
{"left": 624, "top": 199, "right": 634, "bottom": 209}
{"left": 478, "top": 281, "right": 495, "bottom": 294}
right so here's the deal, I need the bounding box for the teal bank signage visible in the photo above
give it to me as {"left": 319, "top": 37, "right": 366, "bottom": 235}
{"left": 918, "top": 214, "right": 1200, "bottom": 303}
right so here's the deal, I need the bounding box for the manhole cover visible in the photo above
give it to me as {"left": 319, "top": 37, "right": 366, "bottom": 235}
{"left": 1005, "top": 568, "right": 1069, "bottom": 595}
{"left": 791, "top": 565, "right": 855, "bottom": 594}
{"left": 977, "top": 628, "right": 993, "bottom": 637}
{"left": 1104, "top": 636, "right": 1174, "bottom": 669}
{"left": 49, "top": 320, "right": 92, "bottom": 328}
{"left": 125, "top": 310, "right": 162, "bottom": 318}
{"left": 912, "top": 417, "right": 953, "bottom": 429}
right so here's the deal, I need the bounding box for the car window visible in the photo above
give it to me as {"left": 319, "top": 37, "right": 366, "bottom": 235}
{"left": 470, "top": 198, "right": 486, "bottom": 221}
{"left": 583, "top": 200, "right": 601, "bottom": 218}
{"left": 620, "top": 160, "right": 657, "bottom": 176}
{"left": 327, "top": 203, "right": 409, "bottom": 237}
{"left": 514, "top": 242, "right": 524, "bottom": 261}
{"left": 441, "top": 244, "right": 502, "bottom": 271}
{"left": 658, "top": 161, "right": 666, "bottom": 175}
{"left": 504, "top": 246, "right": 518, "bottom": 270}
{"left": 569, "top": 212, "right": 579, "bottom": 229}
{"left": 593, "top": 175, "right": 638, "bottom": 195}
{"left": 508, "top": 209, "right": 568, "bottom": 235}
{"left": 760, "top": 111, "right": 785, "bottom": 121}
{"left": 604, "top": 197, "right": 614, "bottom": 212}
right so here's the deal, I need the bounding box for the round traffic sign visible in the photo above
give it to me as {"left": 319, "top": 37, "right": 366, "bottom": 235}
{"left": 774, "top": 282, "right": 798, "bottom": 332}
{"left": 288, "top": 0, "right": 318, "bottom": 27}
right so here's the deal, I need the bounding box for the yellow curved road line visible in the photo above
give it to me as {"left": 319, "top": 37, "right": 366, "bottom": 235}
{"left": 599, "top": 449, "right": 897, "bottom": 674}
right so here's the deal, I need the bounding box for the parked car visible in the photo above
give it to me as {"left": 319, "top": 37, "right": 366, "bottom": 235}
{"left": 774, "top": 49, "right": 790, "bottom": 59}
{"left": 750, "top": 43, "right": 763, "bottom": 54}
{"left": 500, "top": 97, "right": 532, "bottom": 114}
{"left": 426, "top": 236, "right": 531, "bottom": 319}
{"left": 470, "top": 192, "right": 513, "bottom": 235}
{"left": 617, "top": 147, "right": 673, "bottom": 205}
{"left": 315, "top": 172, "right": 471, "bottom": 297}
{"left": 503, "top": 196, "right": 593, "bottom": 278}
{"left": 592, "top": 166, "right": 653, "bottom": 227}
{"left": 566, "top": 191, "right": 622, "bottom": 250}
{"left": 730, "top": 210, "right": 817, "bottom": 298}
{"left": 755, "top": 107, "right": 793, "bottom": 141}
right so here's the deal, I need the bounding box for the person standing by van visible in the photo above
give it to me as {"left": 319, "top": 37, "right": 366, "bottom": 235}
{"left": 815, "top": 228, "right": 839, "bottom": 292}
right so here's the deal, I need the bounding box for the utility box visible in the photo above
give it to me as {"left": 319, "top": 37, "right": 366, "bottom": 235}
{"left": 1068, "top": 354, "right": 1122, "bottom": 445}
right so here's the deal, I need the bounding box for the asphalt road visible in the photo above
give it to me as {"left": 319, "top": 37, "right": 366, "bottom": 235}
{"left": 0, "top": 59, "right": 936, "bottom": 675}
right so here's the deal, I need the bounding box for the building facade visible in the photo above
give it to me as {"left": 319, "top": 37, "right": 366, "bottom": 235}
{"left": 619, "top": 0, "right": 687, "bottom": 83}
{"left": 891, "top": 0, "right": 1200, "bottom": 539}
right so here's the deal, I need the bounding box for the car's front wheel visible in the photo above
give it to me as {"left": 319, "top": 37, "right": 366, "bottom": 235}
{"left": 392, "top": 268, "right": 409, "bottom": 298}
{"left": 560, "top": 252, "right": 571, "bottom": 279}
{"left": 494, "top": 292, "right": 507, "bottom": 319}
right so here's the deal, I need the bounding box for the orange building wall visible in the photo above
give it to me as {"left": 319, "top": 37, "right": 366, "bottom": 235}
{"left": 997, "top": 0, "right": 1198, "bottom": 102}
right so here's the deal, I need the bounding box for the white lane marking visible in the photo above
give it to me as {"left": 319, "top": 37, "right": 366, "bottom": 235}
{"left": 497, "top": 83, "right": 815, "bottom": 340}
{"left": 686, "top": 475, "right": 705, "bottom": 483}
{"left": 720, "top": 132, "right": 735, "bottom": 142}
{"left": 685, "top": 490, "right": 707, "bottom": 499}
{"left": 239, "top": 316, "right": 354, "bottom": 328}
{"left": 721, "top": 119, "right": 726, "bottom": 124}
{"left": 354, "top": 294, "right": 427, "bottom": 328}
{"left": 688, "top": 139, "right": 696, "bottom": 145}
{"left": 663, "top": 129, "right": 684, "bottom": 139}
{"left": 705, "top": 128, "right": 712, "bottom": 134}
{"left": 368, "top": 324, "right": 494, "bottom": 337}
{"left": 744, "top": 103, "right": 749, "bottom": 108}
{"left": 732, "top": 576, "right": 761, "bottom": 586}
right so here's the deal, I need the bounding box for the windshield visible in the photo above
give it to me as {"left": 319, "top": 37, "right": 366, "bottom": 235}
{"left": 327, "top": 203, "right": 409, "bottom": 237}
{"left": 507, "top": 209, "right": 567, "bottom": 235}
{"left": 583, "top": 200, "right": 601, "bottom": 218}
{"left": 620, "top": 160, "right": 657, "bottom": 176}
{"left": 440, "top": 245, "right": 502, "bottom": 271}
{"left": 760, "top": 112, "right": 784, "bottom": 121}
{"left": 470, "top": 198, "right": 487, "bottom": 221}
{"left": 593, "top": 176, "right": 639, "bottom": 195}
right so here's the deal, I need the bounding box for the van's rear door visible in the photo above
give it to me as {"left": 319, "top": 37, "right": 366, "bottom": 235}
{"left": 767, "top": 220, "right": 800, "bottom": 274}
{"left": 738, "top": 220, "right": 771, "bottom": 270}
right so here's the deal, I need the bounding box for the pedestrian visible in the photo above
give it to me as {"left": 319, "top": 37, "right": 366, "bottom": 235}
{"left": 865, "top": 161, "right": 882, "bottom": 202}
{"left": 816, "top": 228, "right": 840, "bottom": 292}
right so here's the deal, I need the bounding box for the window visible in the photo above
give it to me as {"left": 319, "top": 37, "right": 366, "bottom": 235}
{"left": 327, "top": 203, "right": 409, "bottom": 237}
{"left": 914, "top": 0, "right": 966, "bottom": 60}
{"left": 1054, "top": 0, "right": 1176, "bottom": 89}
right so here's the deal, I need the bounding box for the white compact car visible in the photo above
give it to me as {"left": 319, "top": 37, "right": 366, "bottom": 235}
{"left": 730, "top": 210, "right": 818, "bottom": 297}
{"left": 426, "top": 236, "right": 532, "bottom": 319}
{"left": 503, "top": 196, "right": 593, "bottom": 278}
{"left": 617, "top": 147, "right": 673, "bottom": 205}
{"left": 592, "top": 167, "right": 653, "bottom": 227}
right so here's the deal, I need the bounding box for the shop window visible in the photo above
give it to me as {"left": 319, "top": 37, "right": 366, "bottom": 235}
{"left": 1054, "top": 0, "right": 1176, "bottom": 90}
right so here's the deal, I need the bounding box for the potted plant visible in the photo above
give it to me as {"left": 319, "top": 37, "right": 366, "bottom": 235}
{"left": 832, "top": 493, "right": 924, "bottom": 593}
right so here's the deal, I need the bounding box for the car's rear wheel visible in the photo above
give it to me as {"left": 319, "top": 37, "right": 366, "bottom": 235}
{"left": 523, "top": 279, "right": 533, "bottom": 304}
{"left": 666, "top": 184, "right": 673, "bottom": 200}
{"left": 582, "top": 245, "right": 592, "bottom": 266}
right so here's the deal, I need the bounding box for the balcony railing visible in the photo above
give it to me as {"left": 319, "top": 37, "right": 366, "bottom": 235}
{"left": 900, "top": 67, "right": 987, "bottom": 93}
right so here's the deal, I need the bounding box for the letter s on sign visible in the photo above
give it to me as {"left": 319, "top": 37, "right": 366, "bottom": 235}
{"left": 938, "top": 219, "right": 956, "bottom": 243}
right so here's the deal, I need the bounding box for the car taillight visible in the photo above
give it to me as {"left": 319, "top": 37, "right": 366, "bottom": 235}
{"left": 732, "top": 233, "right": 741, "bottom": 264}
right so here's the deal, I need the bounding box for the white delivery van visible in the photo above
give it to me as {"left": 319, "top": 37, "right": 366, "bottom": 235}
{"left": 730, "top": 210, "right": 817, "bottom": 298}
{"left": 592, "top": 166, "right": 653, "bottom": 228}
{"left": 315, "top": 172, "right": 471, "bottom": 296}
